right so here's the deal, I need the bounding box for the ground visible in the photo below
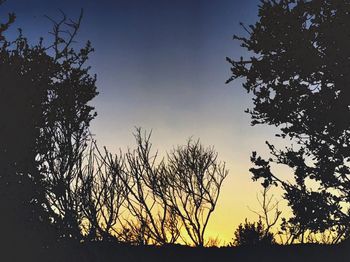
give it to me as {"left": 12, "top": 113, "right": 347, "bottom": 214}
{"left": 12, "top": 241, "right": 350, "bottom": 262}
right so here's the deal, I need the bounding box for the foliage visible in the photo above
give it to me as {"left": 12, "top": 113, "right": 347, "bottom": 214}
{"left": 39, "top": 10, "right": 98, "bottom": 241}
{"left": 227, "top": 0, "right": 350, "bottom": 242}
{"left": 232, "top": 218, "right": 275, "bottom": 247}
{"left": 0, "top": 5, "right": 98, "bottom": 249}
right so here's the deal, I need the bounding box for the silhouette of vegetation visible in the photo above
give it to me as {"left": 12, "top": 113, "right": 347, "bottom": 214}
{"left": 165, "top": 138, "right": 228, "bottom": 246}
{"left": 232, "top": 187, "right": 279, "bottom": 247}
{"left": 78, "top": 141, "right": 129, "bottom": 242}
{"left": 249, "top": 186, "right": 282, "bottom": 240}
{"left": 205, "top": 236, "right": 221, "bottom": 247}
{"left": 40, "top": 10, "right": 98, "bottom": 242}
{"left": 0, "top": 4, "right": 97, "bottom": 259}
{"left": 95, "top": 129, "right": 182, "bottom": 245}
{"left": 89, "top": 128, "right": 228, "bottom": 247}
{"left": 232, "top": 218, "right": 275, "bottom": 247}
{"left": 249, "top": 187, "right": 281, "bottom": 235}
{"left": 124, "top": 129, "right": 185, "bottom": 245}
{"left": 227, "top": 0, "right": 350, "bottom": 243}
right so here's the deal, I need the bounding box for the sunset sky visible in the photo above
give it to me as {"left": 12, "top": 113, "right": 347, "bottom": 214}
{"left": 4, "top": 0, "right": 291, "bottom": 243}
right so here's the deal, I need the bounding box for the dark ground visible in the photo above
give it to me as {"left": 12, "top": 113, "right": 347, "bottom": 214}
{"left": 7, "top": 241, "right": 350, "bottom": 262}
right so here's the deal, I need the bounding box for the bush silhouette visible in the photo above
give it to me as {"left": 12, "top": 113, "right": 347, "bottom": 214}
{"left": 232, "top": 218, "right": 275, "bottom": 247}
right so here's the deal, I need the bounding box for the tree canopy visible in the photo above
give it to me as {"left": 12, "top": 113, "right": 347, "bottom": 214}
{"left": 0, "top": 7, "right": 98, "bottom": 252}
{"left": 227, "top": 0, "right": 350, "bottom": 242}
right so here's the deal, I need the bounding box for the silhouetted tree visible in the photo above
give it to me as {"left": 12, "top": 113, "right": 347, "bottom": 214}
{"left": 227, "top": 0, "right": 350, "bottom": 241}
{"left": 97, "top": 129, "right": 228, "bottom": 247}
{"left": 0, "top": 5, "right": 97, "bottom": 254}
{"left": 108, "top": 129, "right": 182, "bottom": 245}
{"left": 80, "top": 142, "right": 129, "bottom": 241}
{"left": 165, "top": 139, "right": 228, "bottom": 247}
{"left": 0, "top": 9, "right": 47, "bottom": 256}
{"left": 37, "top": 10, "right": 98, "bottom": 241}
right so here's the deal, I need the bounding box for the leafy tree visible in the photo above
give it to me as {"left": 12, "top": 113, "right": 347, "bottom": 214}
{"left": 0, "top": 6, "right": 97, "bottom": 253}
{"left": 38, "top": 11, "right": 98, "bottom": 241}
{"left": 227, "top": 0, "right": 350, "bottom": 241}
{"left": 0, "top": 10, "right": 57, "bottom": 254}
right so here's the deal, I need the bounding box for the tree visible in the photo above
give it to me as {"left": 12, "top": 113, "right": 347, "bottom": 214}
{"left": 231, "top": 187, "right": 279, "bottom": 247}
{"left": 79, "top": 142, "right": 129, "bottom": 242}
{"left": 248, "top": 186, "right": 281, "bottom": 241}
{"left": 0, "top": 9, "right": 46, "bottom": 255}
{"left": 227, "top": 0, "right": 350, "bottom": 242}
{"left": 37, "top": 10, "right": 98, "bottom": 241}
{"left": 96, "top": 129, "right": 228, "bottom": 247}
{"left": 116, "top": 129, "right": 182, "bottom": 245}
{"left": 165, "top": 139, "right": 228, "bottom": 247}
{"left": 0, "top": 5, "right": 98, "bottom": 253}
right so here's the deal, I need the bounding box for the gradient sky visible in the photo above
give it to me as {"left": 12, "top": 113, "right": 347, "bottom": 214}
{"left": 3, "top": 0, "right": 291, "bottom": 244}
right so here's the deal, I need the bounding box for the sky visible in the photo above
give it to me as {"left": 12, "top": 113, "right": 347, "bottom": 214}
{"left": 2, "top": 0, "right": 290, "bottom": 244}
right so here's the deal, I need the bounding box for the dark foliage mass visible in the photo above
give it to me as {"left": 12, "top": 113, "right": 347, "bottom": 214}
{"left": 232, "top": 218, "right": 275, "bottom": 247}
{"left": 0, "top": 5, "right": 97, "bottom": 258}
{"left": 227, "top": 0, "right": 350, "bottom": 243}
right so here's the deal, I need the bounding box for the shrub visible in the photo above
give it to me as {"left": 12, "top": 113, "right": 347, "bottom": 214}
{"left": 232, "top": 218, "right": 275, "bottom": 247}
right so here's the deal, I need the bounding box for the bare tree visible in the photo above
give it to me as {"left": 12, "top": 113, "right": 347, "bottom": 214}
{"left": 248, "top": 186, "right": 282, "bottom": 240}
{"left": 80, "top": 142, "right": 129, "bottom": 241}
{"left": 165, "top": 140, "right": 228, "bottom": 246}
{"left": 122, "top": 129, "right": 181, "bottom": 245}
{"left": 100, "top": 129, "right": 181, "bottom": 245}
{"left": 65, "top": 128, "right": 228, "bottom": 246}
